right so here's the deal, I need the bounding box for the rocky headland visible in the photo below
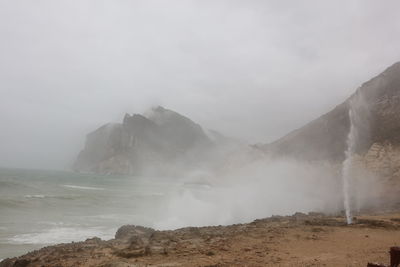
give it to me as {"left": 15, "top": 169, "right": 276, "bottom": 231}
{"left": 74, "top": 106, "right": 238, "bottom": 176}
{"left": 4, "top": 62, "right": 400, "bottom": 266}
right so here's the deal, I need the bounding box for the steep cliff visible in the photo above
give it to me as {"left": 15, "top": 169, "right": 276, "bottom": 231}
{"left": 74, "top": 106, "right": 227, "bottom": 175}
{"left": 260, "top": 62, "right": 400, "bottom": 163}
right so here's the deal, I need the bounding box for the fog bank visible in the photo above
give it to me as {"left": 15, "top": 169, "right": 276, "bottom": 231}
{"left": 1, "top": 0, "right": 400, "bottom": 169}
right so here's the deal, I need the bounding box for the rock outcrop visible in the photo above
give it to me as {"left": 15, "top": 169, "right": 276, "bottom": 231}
{"left": 361, "top": 142, "right": 400, "bottom": 202}
{"left": 74, "top": 106, "right": 235, "bottom": 175}
{"left": 363, "top": 143, "right": 400, "bottom": 178}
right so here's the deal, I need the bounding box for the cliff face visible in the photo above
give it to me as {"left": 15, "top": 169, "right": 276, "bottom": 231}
{"left": 74, "top": 106, "right": 223, "bottom": 175}
{"left": 75, "top": 63, "right": 400, "bottom": 175}
{"left": 260, "top": 62, "right": 400, "bottom": 163}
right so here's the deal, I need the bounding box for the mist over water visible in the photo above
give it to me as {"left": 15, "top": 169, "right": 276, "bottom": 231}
{"left": 0, "top": 89, "right": 384, "bottom": 260}
{"left": 1, "top": 1, "right": 399, "bottom": 263}
{"left": 156, "top": 159, "right": 344, "bottom": 229}
{"left": 0, "top": 157, "right": 378, "bottom": 259}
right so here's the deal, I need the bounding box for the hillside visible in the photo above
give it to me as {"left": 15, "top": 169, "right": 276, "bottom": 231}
{"left": 260, "top": 62, "right": 400, "bottom": 163}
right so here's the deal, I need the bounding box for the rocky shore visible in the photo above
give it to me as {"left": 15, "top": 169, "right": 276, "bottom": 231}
{"left": 2, "top": 211, "right": 400, "bottom": 267}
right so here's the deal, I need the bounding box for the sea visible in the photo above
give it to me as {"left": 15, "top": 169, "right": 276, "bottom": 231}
{"left": 0, "top": 167, "right": 215, "bottom": 260}
{"left": 0, "top": 163, "right": 342, "bottom": 260}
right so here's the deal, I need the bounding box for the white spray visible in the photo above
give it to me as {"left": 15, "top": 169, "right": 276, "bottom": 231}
{"left": 342, "top": 98, "right": 363, "bottom": 224}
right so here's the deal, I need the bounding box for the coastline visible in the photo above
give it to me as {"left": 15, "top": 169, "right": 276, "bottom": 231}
{"left": 2, "top": 211, "right": 400, "bottom": 267}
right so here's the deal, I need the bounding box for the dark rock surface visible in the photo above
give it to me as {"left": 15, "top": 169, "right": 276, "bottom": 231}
{"left": 114, "top": 225, "right": 155, "bottom": 241}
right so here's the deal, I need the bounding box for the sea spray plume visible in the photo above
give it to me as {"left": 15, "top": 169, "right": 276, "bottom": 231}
{"left": 342, "top": 107, "right": 357, "bottom": 224}
{"left": 341, "top": 92, "right": 370, "bottom": 224}
{"left": 154, "top": 158, "right": 343, "bottom": 230}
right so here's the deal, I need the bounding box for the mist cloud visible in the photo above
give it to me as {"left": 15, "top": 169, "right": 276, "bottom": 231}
{"left": 1, "top": 0, "right": 400, "bottom": 169}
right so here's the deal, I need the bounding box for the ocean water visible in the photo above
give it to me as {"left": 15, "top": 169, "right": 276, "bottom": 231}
{"left": 0, "top": 162, "right": 347, "bottom": 260}
{"left": 0, "top": 168, "right": 211, "bottom": 259}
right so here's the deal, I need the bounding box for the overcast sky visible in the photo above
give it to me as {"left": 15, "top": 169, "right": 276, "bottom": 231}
{"left": 1, "top": 0, "right": 400, "bottom": 169}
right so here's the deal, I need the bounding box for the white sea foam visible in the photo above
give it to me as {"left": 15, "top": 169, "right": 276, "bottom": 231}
{"left": 133, "top": 192, "right": 165, "bottom": 197}
{"left": 24, "top": 194, "right": 46, "bottom": 199}
{"left": 61, "top": 185, "right": 105, "bottom": 191}
{"left": 38, "top": 221, "right": 81, "bottom": 227}
{"left": 8, "top": 227, "right": 114, "bottom": 245}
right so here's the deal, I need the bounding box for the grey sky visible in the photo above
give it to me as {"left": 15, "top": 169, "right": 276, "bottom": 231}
{"left": 1, "top": 0, "right": 400, "bottom": 169}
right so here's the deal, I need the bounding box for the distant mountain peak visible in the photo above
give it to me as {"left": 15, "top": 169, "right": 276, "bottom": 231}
{"left": 74, "top": 107, "right": 230, "bottom": 175}
{"left": 153, "top": 105, "right": 166, "bottom": 112}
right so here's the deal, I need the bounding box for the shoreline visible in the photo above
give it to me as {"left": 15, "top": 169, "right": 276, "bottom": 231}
{"left": 2, "top": 210, "right": 400, "bottom": 266}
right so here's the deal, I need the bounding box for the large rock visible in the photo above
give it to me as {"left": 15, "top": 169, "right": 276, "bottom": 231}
{"left": 115, "top": 225, "right": 155, "bottom": 241}
{"left": 362, "top": 142, "right": 400, "bottom": 180}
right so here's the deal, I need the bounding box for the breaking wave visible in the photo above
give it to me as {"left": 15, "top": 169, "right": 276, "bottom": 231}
{"left": 8, "top": 227, "right": 114, "bottom": 245}
{"left": 61, "top": 185, "right": 105, "bottom": 191}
